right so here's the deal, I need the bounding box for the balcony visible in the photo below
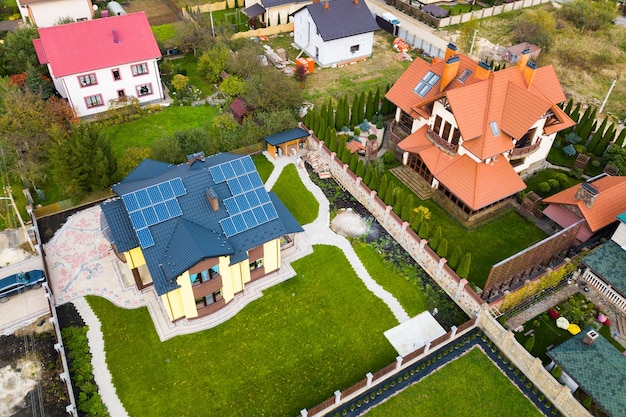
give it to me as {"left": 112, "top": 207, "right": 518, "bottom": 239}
{"left": 510, "top": 140, "right": 541, "bottom": 159}
{"left": 390, "top": 120, "right": 410, "bottom": 146}
{"left": 426, "top": 128, "right": 458, "bottom": 154}
{"left": 192, "top": 276, "right": 222, "bottom": 299}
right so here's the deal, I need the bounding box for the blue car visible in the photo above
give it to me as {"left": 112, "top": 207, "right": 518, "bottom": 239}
{"left": 0, "top": 270, "right": 45, "bottom": 303}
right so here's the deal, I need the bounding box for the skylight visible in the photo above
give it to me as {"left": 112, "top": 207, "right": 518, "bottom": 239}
{"left": 489, "top": 121, "right": 500, "bottom": 136}
{"left": 458, "top": 69, "right": 472, "bottom": 83}
{"left": 413, "top": 71, "right": 441, "bottom": 97}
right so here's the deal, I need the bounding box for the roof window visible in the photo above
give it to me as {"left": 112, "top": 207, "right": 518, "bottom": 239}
{"left": 489, "top": 121, "right": 500, "bottom": 137}
{"left": 413, "top": 71, "right": 440, "bottom": 97}
{"left": 458, "top": 69, "right": 472, "bottom": 83}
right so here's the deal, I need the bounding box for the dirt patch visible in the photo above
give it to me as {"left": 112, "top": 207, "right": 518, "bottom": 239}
{"left": 124, "top": 0, "right": 181, "bottom": 26}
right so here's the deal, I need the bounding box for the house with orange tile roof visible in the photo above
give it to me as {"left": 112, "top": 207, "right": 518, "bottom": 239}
{"left": 542, "top": 174, "right": 626, "bottom": 243}
{"left": 385, "top": 43, "right": 574, "bottom": 224}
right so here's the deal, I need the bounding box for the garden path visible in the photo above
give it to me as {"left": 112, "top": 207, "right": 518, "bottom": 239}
{"left": 506, "top": 284, "right": 579, "bottom": 330}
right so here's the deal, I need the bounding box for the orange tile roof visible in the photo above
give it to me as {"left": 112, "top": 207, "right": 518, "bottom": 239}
{"left": 501, "top": 82, "right": 551, "bottom": 139}
{"left": 544, "top": 104, "right": 576, "bottom": 135}
{"left": 543, "top": 176, "right": 626, "bottom": 231}
{"left": 397, "top": 125, "right": 434, "bottom": 154}
{"left": 346, "top": 139, "right": 365, "bottom": 154}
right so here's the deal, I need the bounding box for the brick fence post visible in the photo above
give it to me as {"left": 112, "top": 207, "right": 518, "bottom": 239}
{"left": 455, "top": 278, "right": 467, "bottom": 301}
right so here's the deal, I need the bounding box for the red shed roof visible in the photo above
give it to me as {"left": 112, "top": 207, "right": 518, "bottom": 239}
{"left": 34, "top": 12, "right": 160, "bottom": 77}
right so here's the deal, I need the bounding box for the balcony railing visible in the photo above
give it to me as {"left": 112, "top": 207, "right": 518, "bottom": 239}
{"left": 510, "top": 140, "right": 541, "bottom": 159}
{"left": 192, "top": 275, "right": 222, "bottom": 299}
{"left": 390, "top": 120, "right": 409, "bottom": 145}
{"left": 426, "top": 128, "right": 458, "bottom": 154}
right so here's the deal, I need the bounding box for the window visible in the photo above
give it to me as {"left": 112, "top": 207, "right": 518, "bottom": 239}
{"left": 457, "top": 69, "right": 472, "bottom": 83}
{"left": 112, "top": 69, "right": 121, "bottom": 81}
{"left": 451, "top": 128, "right": 461, "bottom": 145}
{"left": 136, "top": 83, "right": 153, "bottom": 96}
{"left": 442, "top": 122, "right": 451, "bottom": 141}
{"left": 191, "top": 265, "right": 219, "bottom": 286}
{"left": 195, "top": 290, "right": 223, "bottom": 308}
{"left": 489, "top": 121, "right": 500, "bottom": 136}
{"left": 413, "top": 71, "right": 440, "bottom": 97}
{"left": 78, "top": 73, "right": 97, "bottom": 87}
{"left": 350, "top": 44, "right": 360, "bottom": 53}
{"left": 249, "top": 258, "right": 263, "bottom": 271}
{"left": 131, "top": 63, "right": 148, "bottom": 76}
{"left": 77, "top": 17, "right": 88, "bottom": 22}
{"left": 84, "top": 94, "right": 103, "bottom": 108}
{"left": 117, "top": 90, "right": 125, "bottom": 98}
{"left": 433, "top": 115, "right": 443, "bottom": 135}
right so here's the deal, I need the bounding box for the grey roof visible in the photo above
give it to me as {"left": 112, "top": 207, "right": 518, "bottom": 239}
{"left": 100, "top": 153, "right": 302, "bottom": 296}
{"left": 292, "top": 0, "right": 379, "bottom": 42}
{"left": 264, "top": 127, "right": 309, "bottom": 146}
{"left": 242, "top": 3, "right": 265, "bottom": 18}
{"left": 548, "top": 328, "right": 626, "bottom": 417}
{"left": 261, "top": 0, "right": 310, "bottom": 7}
{"left": 583, "top": 240, "right": 626, "bottom": 296}
{"left": 422, "top": 4, "right": 448, "bottom": 18}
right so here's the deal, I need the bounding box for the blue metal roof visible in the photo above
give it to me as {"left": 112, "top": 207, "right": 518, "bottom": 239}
{"left": 101, "top": 153, "right": 302, "bottom": 296}
{"left": 263, "top": 127, "right": 309, "bottom": 146}
{"left": 617, "top": 211, "right": 626, "bottom": 224}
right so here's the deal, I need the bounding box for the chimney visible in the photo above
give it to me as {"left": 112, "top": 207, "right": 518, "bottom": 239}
{"left": 582, "top": 330, "right": 599, "bottom": 346}
{"left": 354, "top": 0, "right": 358, "bottom": 4}
{"left": 524, "top": 61, "right": 536, "bottom": 88}
{"left": 312, "top": 0, "right": 320, "bottom": 3}
{"left": 324, "top": 1, "right": 329, "bottom": 9}
{"left": 112, "top": 30, "right": 119, "bottom": 44}
{"left": 444, "top": 43, "right": 458, "bottom": 60}
{"left": 187, "top": 151, "right": 205, "bottom": 166}
{"left": 475, "top": 61, "right": 491, "bottom": 80}
{"left": 206, "top": 188, "right": 219, "bottom": 212}
{"left": 440, "top": 55, "right": 460, "bottom": 92}
{"left": 516, "top": 48, "right": 531, "bottom": 72}
{"left": 574, "top": 181, "right": 599, "bottom": 209}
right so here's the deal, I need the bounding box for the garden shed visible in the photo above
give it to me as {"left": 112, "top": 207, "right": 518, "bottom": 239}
{"left": 264, "top": 127, "right": 310, "bottom": 159}
{"left": 230, "top": 98, "right": 251, "bottom": 125}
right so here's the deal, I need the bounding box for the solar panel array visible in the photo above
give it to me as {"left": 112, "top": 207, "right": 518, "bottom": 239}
{"left": 121, "top": 178, "right": 186, "bottom": 249}
{"left": 211, "top": 156, "right": 279, "bottom": 238}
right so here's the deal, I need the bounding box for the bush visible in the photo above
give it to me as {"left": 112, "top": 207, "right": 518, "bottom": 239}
{"left": 525, "top": 335, "right": 535, "bottom": 351}
{"left": 591, "top": 159, "right": 601, "bottom": 167}
{"left": 538, "top": 182, "right": 551, "bottom": 192}
{"left": 368, "top": 134, "right": 377, "bottom": 140}
{"left": 554, "top": 173, "right": 569, "bottom": 187}
{"left": 563, "top": 144, "right": 576, "bottom": 157}
{"left": 551, "top": 365, "right": 562, "bottom": 379}
{"left": 547, "top": 178, "right": 560, "bottom": 190}
{"left": 583, "top": 396, "right": 592, "bottom": 409}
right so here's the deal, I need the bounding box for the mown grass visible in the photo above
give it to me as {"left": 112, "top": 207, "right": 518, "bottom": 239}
{"left": 270, "top": 164, "right": 319, "bottom": 226}
{"left": 367, "top": 347, "right": 543, "bottom": 417}
{"left": 524, "top": 168, "right": 581, "bottom": 198}
{"left": 164, "top": 55, "right": 215, "bottom": 96}
{"left": 101, "top": 106, "right": 219, "bottom": 158}
{"left": 87, "top": 245, "right": 398, "bottom": 417}
{"left": 351, "top": 239, "right": 427, "bottom": 317}
{"left": 251, "top": 153, "right": 274, "bottom": 182}
{"left": 151, "top": 23, "right": 177, "bottom": 44}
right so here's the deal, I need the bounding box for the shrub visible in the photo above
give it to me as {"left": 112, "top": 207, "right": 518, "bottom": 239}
{"left": 591, "top": 159, "right": 601, "bottom": 167}
{"left": 547, "top": 178, "right": 560, "bottom": 190}
{"left": 574, "top": 144, "right": 587, "bottom": 154}
{"left": 538, "top": 182, "right": 551, "bottom": 192}
{"left": 583, "top": 396, "right": 592, "bottom": 409}
{"left": 368, "top": 134, "right": 377, "bottom": 140}
{"left": 551, "top": 365, "right": 562, "bottom": 379}
{"left": 354, "top": 127, "right": 361, "bottom": 137}
{"left": 554, "top": 173, "right": 569, "bottom": 187}
{"left": 525, "top": 335, "right": 536, "bottom": 351}
{"left": 562, "top": 144, "right": 576, "bottom": 157}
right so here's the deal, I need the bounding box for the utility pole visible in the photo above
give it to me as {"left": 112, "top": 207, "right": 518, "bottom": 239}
{"left": 469, "top": 29, "right": 479, "bottom": 57}
{"left": 599, "top": 77, "right": 617, "bottom": 114}
{"left": 2, "top": 186, "right": 35, "bottom": 252}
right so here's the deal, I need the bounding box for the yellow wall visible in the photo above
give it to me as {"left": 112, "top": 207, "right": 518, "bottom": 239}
{"left": 177, "top": 273, "right": 199, "bottom": 319}
{"left": 126, "top": 247, "right": 146, "bottom": 269}
{"left": 161, "top": 291, "right": 185, "bottom": 322}
{"left": 268, "top": 144, "right": 277, "bottom": 159}
{"left": 263, "top": 239, "right": 280, "bottom": 272}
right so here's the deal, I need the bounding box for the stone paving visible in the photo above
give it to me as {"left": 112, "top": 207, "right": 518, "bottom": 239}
{"left": 43, "top": 151, "right": 409, "bottom": 415}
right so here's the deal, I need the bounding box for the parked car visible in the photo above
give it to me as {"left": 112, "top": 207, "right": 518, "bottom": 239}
{"left": 381, "top": 12, "right": 401, "bottom": 27}
{"left": 0, "top": 270, "right": 45, "bottom": 303}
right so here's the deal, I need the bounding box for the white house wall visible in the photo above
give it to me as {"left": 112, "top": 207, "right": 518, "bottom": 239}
{"left": 611, "top": 222, "right": 626, "bottom": 248}
{"left": 294, "top": 9, "right": 374, "bottom": 67}
{"left": 59, "top": 59, "right": 162, "bottom": 117}
{"left": 18, "top": 0, "right": 93, "bottom": 28}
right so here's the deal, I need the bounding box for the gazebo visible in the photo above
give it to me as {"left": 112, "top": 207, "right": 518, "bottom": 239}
{"left": 263, "top": 127, "right": 310, "bottom": 159}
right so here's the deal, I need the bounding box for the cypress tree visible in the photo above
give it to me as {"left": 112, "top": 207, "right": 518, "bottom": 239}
{"left": 410, "top": 209, "right": 424, "bottom": 231}
{"left": 578, "top": 107, "right": 597, "bottom": 143}
{"left": 587, "top": 116, "right": 607, "bottom": 153}
{"left": 393, "top": 188, "right": 404, "bottom": 211}
{"left": 373, "top": 87, "right": 381, "bottom": 115}
{"left": 563, "top": 97, "right": 574, "bottom": 114}
{"left": 327, "top": 127, "right": 337, "bottom": 151}
{"left": 457, "top": 253, "right": 472, "bottom": 278}
{"left": 350, "top": 94, "right": 359, "bottom": 127}
{"left": 357, "top": 91, "right": 366, "bottom": 123}
{"left": 564, "top": 102, "right": 582, "bottom": 135}
{"left": 365, "top": 90, "right": 374, "bottom": 121}
{"left": 337, "top": 137, "right": 347, "bottom": 161}
{"left": 369, "top": 169, "right": 379, "bottom": 190}
{"left": 378, "top": 175, "right": 389, "bottom": 203}
{"left": 356, "top": 159, "right": 365, "bottom": 178}
{"left": 320, "top": 102, "right": 328, "bottom": 128}
{"left": 384, "top": 183, "right": 396, "bottom": 206}
{"left": 363, "top": 164, "right": 372, "bottom": 185}
{"left": 596, "top": 123, "right": 616, "bottom": 157}
{"left": 524, "top": 335, "right": 535, "bottom": 352}
{"left": 437, "top": 238, "right": 448, "bottom": 258}
{"left": 614, "top": 127, "right": 626, "bottom": 149}
{"left": 349, "top": 151, "right": 358, "bottom": 172}
{"left": 343, "top": 95, "right": 350, "bottom": 128}
{"left": 327, "top": 98, "right": 335, "bottom": 128}
{"left": 304, "top": 110, "right": 311, "bottom": 129}
{"left": 448, "top": 246, "right": 462, "bottom": 269}
{"left": 342, "top": 145, "right": 351, "bottom": 165}
{"left": 335, "top": 97, "right": 344, "bottom": 131}
{"left": 418, "top": 222, "right": 429, "bottom": 239}
{"left": 574, "top": 105, "right": 592, "bottom": 135}
{"left": 401, "top": 194, "right": 414, "bottom": 221}
{"left": 430, "top": 225, "right": 442, "bottom": 250}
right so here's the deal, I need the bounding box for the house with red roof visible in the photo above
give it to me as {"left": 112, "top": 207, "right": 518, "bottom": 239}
{"left": 33, "top": 12, "right": 163, "bottom": 117}
{"left": 290, "top": 0, "right": 379, "bottom": 68}
{"left": 385, "top": 44, "right": 574, "bottom": 224}
{"left": 542, "top": 174, "right": 626, "bottom": 243}
{"left": 17, "top": 0, "right": 93, "bottom": 28}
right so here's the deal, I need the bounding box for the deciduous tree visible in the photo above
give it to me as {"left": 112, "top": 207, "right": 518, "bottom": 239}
{"left": 512, "top": 9, "right": 556, "bottom": 50}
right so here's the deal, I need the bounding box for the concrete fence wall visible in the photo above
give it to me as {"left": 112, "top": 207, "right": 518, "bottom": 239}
{"left": 231, "top": 23, "right": 294, "bottom": 39}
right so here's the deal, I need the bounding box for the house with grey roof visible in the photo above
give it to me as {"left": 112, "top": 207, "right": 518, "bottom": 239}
{"left": 291, "top": 0, "right": 379, "bottom": 67}
{"left": 100, "top": 152, "right": 303, "bottom": 322}
{"left": 580, "top": 211, "right": 626, "bottom": 315}
{"left": 242, "top": 0, "right": 310, "bottom": 29}
{"left": 548, "top": 328, "right": 626, "bottom": 417}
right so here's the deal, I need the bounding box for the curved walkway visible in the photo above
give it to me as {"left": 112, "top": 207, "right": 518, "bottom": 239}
{"left": 44, "top": 151, "right": 410, "bottom": 416}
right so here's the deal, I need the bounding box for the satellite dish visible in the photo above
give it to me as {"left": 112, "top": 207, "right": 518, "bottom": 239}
{"left": 93, "top": 4, "right": 98, "bottom": 10}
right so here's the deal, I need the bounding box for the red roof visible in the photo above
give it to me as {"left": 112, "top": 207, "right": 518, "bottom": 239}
{"left": 34, "top": 13, "right": 161, "bottom": 77}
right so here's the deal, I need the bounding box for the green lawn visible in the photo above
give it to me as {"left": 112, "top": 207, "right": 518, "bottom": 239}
{"left": 165, "top": 55, "right": 215, "bottom": 96}
{"left": 351, "top": 240, "right": 427, "bottom": 317}
{"left": 88, "top": 245, "right": 398, "bottom": 416}
{"left": 251, "top": 153, "right": 274, "bottom": 182}
{"left": 524, "top": 168, "right": 581, "bottom": 198}
{"left": 151, "top": 24, "right": 177, "bottom": 44}
{"left": 102, "top": 106, "right": 219, "bottom": 158}
{"left": 367, "top": 347, "right": 543, "bottom": 417}
{"left": 270, "top": 164, "right": 319, "bottom": 226}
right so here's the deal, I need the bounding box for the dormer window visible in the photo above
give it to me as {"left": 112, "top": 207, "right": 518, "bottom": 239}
{"left": 414, "top": 71, "right": 440, "bottom": 97}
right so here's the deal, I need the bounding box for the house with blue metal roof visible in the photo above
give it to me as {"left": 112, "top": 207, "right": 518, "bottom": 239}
{"left": 100, "top": 152, "right": 303, "bottom": 322}
{"left": 264, "top": 127, "right": 310, "bottom": 159}
{"left": 580, "top": 211, "right": 626, "bottom": 315}
{"left": 291, "top": 0, "right": 380, "bottom": 68}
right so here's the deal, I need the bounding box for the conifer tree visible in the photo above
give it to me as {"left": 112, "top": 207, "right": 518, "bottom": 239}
{"left": 564, "top": 102, "right": 582, "bottom": 135}
{"left": 350, "top": 94, "right": 359, "bottom": 126}
{"left": 614, "top": 127, "right": 626, "bottom": 149}
{"left": 597, "top": 124, "right": 616, "bottom": 157}
{"left": 349, "top": 151, "right": 358, "bottom": 172}
{"left": 277, "top": 13, "right": 281, "bottom": 25}
{"left": 326, "top": 127, "right": 337, "bottom": 151}
{"left": 586, "top": 116, "right": 607, "bottom": 153}
{"left": 457, "top": 253, "right": 472, "bottom": 278}
{"left": 410, "top": 209, "right": 424, "bottom": 231}
{"left": 365, "top": 90, "right": 374, "bottom": 121}
{"left": 363, "top": 164, "right": 372, "bottom": 185}
{"left": 357, "top": 91, "right": 366, "bottom": 123}
{"left": 335, "top": 97, "right": 344, "bottom": 131}
{"left": 563, "top": 97, "right": 573, "bottom": 114}
{"left": 378, "top": 175, "right": 389, "bottom": 203}
{"left": 430, "top": 226, "right": 442, "bottom": 250}
{"left": 384, "top": 183, "right": 395, "bottom": 206}
{"left": 448, "top": 246, "right": 462, "bottom": 270}
{"left": 343, "top": 95, "right": 350, "bottom": 128}
{"left": 578, "top": 107, "right": 597, "bottom": 143}
{"left": 418, "top": 222, "right": 429, "bottom": 239}
{"left": 369, "top": 169, "right": 379, "bottom": 190}
{"left": 327, "top": 98, "right": 335, "bottom": 128}
{"left": 373, "top": 87, "right": 381, "bottom": 115}
{"left": 401, "top": 194, "right": 414, "bottom": 221}
{"left": 393, "top": 188, "right": 404, "bottom": 211}
{"left": 337, "top": 137, "right": 347, "bottom": 161}
{"left": 437, "top": 238, "right": 448, "bottom": 258}
{"left": 341, "top": 145, "right": 351, "bottom": 165}
{"left": 356, "top": 159, "right": 365, "bottom": 178}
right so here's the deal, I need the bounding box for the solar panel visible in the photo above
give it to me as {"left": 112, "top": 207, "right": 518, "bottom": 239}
{"left": 142, "top": 206, "right": 158, "bottom": 226}
{"left": 235, "top": 194, "right": 250, "bottom": 211}
{"left": 136, "top": 189, "right": 150, "bottom": 208}
{"left": 227, "top": 178, "right": 243, "bottom": 196}
{"left": 246, "top": 189, "right": 260, "bottom": 207}
{"left": 232, "top": 213, "right": 246, "bottom": 233}
{"left": 220, "top": 217, "right": 236, "bottom": 237}
{"left": 231, "top": 158, "right": 245, "bottom": 176}
{"left": 263, "top": 202, "right": 278, "bottom": 220}
{"left": 242, "top": 156, "right": 256, "bottom": 173}
{"left": 224, "top": 198, "right": 239, "bottom": 215}
{"left": 130, "top": 211, "right": 146, "bottom": 229}
{"left": 243, "top": 210, "right": 257, "bottom": 228}
{"left": 210, "top": 166, "right": 225, "bottom": 183}
{"left": 248, "top": 172, "right": 263, "bottom": 188}
{"left": 154, "top": 202, "right": 169, "bottom": 222}
{"left": 171, "top": 178, "right": 186, "bottom": 197}
{"left": 252, "top": 206, "right": 267, "bottom": 223}
{"left": 222, "top": 163, "right": 235, "bottom": 179}
{"left": 256, "top": 188, "right": 271, "bottom": 204}
{"left": 159, "top": 182, "right": 174, "bottom": 199}
{"left": 122, "top": 193, "right": 139, "bottom": 211}
{"left": 165, "top": 199, "right": 182, "bottom": 217}
{"left": 136, "top": 228, "right": 154, "bottom": 248}
{"left": 147, "top": 185, "right": 161, "bottom": 203}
